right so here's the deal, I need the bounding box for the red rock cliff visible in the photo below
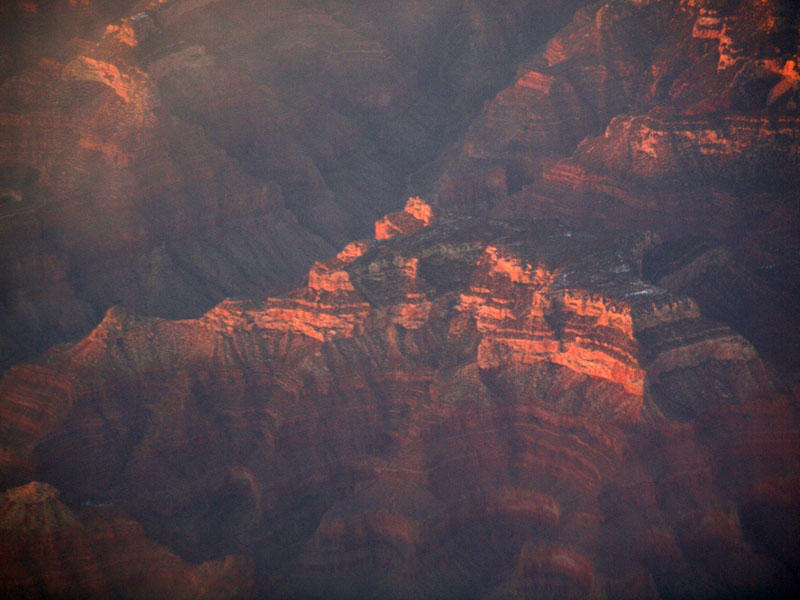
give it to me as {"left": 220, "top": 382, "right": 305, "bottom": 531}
{"left": 0, "top": 210, "right": 796, "bottom": 598}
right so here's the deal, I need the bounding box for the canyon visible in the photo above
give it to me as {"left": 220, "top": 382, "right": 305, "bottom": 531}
{"left": 0, "top": 0, "right": 588, "bottom": 370}
{"left": 1, "top": 200, "right": 798, "bottom": 598}
{"left": 0, "top": 0, "right": 798, "bottom": 598}
{"left": 434, "top": 0, "right": 800, "bottom": 371}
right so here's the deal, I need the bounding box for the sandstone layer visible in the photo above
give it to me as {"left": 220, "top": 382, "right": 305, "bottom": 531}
{"left": 1, "top": 203, "right": 797, "bottom": 598}
{"left": 1, "top": 0, "right": 798, "bottom": 597}
{"left": 1, "top": 0, "right": 592, "bottom": 371}
{"left": 433, "top": 0, "right": 800, "bottom": 371}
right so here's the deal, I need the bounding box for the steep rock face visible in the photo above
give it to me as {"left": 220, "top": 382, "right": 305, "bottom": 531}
{"left": 434, "top": 0, "right": 800, "bottom": 371}
{"left": 0, "top": 46, "right": 331, "bottom": 371}
{"left": 437, "top": 0, "right": 800, "bottom": 219}
{"left": 0, "top": 481, "right": 254, "bottom": 599}
{"left": 0, "top": 0, "right": 594, "bottom": 371}
{"left": 253, "top": 243, "right": 371, "bottom": 342}
{"left": 456, "top": 244, "right": 646, "bottom": 400}
{"left": 0, "top": 205, "right": 796, "bottom": 598}
{"left": 1, "top": 1, "right": 798, "bottom": 597}
{"left": 573, "top": 112, "right": 800, "bottom": 184}
{"left": 642, "top": 236, "right": 800, "bottom": 373}
{"left": 375, "top": 196, "right": 436, "bottom": 240}
{"left": 435, "top": 0, "right": 677, "bottom": 210}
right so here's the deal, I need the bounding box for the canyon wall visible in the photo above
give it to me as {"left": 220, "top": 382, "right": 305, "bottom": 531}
{"left": 1, "top": 0, "right": 798, "bottom": 597}
{"left": 1, "top": 0, "right": 591, "bottom": 371}
{"left": 1, "top": 203, "right": 797, "bottom": 598}
{"left": 433, "top": 0, "right": 800, "bottom": 372}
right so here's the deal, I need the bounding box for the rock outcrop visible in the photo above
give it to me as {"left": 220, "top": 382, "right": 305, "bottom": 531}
{"left": 0, "top": 481, "right": 254, "bottom": 599}
{"left": 456, "top": 244, "right": 646, "bottom": 401}
{"left": 1, "top": 205, "right": 796, "bottom": 598}
{"left": 0, "top": 0, "right": 593, "bottom": 372}
{"left": 438, "top": 0, "right": 800, "bottom": 214}
{"left": 434, "top": 0, "right": 800, "bottom": 372}
{"left": 375, "top": 197, "right": 436, "bottom": 240}
{"left": 1, "top": 0, "right": 798, "bottom": 598}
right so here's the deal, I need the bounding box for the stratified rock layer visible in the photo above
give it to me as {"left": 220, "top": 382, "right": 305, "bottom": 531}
{"left": 1, "top": 204, "right": 797, "bottom": 599}
{"left": 1, "top": 0, "right": 798, "bottom": 597}
{"left": 434, "top": 0, "right": 800, "bottom": 372}
{"left": 0, "top": 0, "right": 592, "bottom": 371}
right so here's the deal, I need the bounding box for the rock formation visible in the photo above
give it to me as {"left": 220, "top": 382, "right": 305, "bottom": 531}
{"left": 0, "top": 481, "right": 254, "bottom": 599}
{"left": 375, "top": 196, "right": 436, "bottom": 240}
{"left": 1, "top": 202, "right": 797, "bottom": 598}
{"left": 434, "top": 0, "right": 800, "bottom": 372}
{"left": 0, "top": 0, "right": 592, "bottom": 371}
{"left": 1, "top": 0, "right": 798, "bottom": 598}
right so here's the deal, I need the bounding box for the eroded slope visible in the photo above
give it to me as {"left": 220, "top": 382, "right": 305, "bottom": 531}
{"left": 1, "top": 202, "right": 797, "bottom": 598}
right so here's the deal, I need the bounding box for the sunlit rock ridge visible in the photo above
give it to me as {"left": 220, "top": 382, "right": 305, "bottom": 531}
{"left": 0, "top": 0, "right": 798, "bottom": 598}
{"left": 0, "top": 0, "right": 590, "bottom": 370}
{"left": 435, "top": 0, "right": 800, "bottom": 370}
{"left": 1, "top": 199, "right": 798, "bottom": 598}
